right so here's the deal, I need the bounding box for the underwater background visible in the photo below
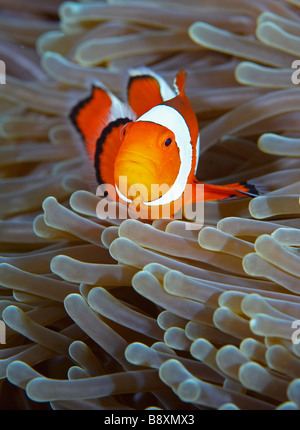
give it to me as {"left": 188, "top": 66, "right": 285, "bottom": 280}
{"left": 0, "top": 0, "right": 300, "bottom": 410}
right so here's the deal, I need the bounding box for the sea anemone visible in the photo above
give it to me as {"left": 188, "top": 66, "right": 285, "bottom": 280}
{"left": 0, "top": 0, "right": 300, "bottom": 410}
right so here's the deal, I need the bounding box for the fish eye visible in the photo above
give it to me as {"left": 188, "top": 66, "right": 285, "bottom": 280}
{"left": 121, "top": 126, "right": 127, "bottom": 138}
{"left": 164, "top": 138, "right": 172, "bottom": 147}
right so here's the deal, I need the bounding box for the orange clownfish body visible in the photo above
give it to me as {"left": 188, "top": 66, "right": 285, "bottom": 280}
{"left": 71, "top": 68, "right": 259, "bottom": 219}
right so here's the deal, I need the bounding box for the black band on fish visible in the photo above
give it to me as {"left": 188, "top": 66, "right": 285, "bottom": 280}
{"left": 94, "top": 117, "right": 132, "bottom": 184}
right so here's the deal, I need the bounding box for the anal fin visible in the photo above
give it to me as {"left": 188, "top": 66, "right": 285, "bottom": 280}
{"left": 203, "top": 181, "right": 260, "bottom": 201}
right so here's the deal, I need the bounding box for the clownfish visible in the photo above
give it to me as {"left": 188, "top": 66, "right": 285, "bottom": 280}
{"left": 70, "top": 68, "right": 259, "bottom": 219}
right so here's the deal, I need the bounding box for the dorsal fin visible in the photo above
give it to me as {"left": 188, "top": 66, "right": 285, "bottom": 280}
{"left": 174, "top": 69, "right": 187, "bottom": 95}
{"left": 127, "top": 67, "right": 176, "bottom": 118}
{"left": 127, "top": 75, "right": 163, "bottom": 119}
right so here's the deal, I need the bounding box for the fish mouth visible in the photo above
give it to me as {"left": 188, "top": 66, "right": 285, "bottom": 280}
{"left": 115, "top": 152, "right": 158, "bottom": 177}
{"left": 114, "top": 150, "right": 160, "bottom": 203}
